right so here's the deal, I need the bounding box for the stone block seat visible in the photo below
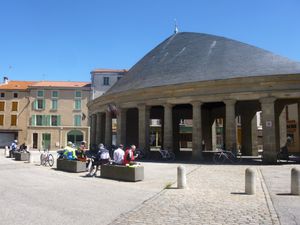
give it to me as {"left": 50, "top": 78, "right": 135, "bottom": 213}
{"left": 56, "top": 159, "right": 86, "bottom": 173}
{"left": 100, "top": 164, "right": 144, "bottom": 182}
{"left": 14, "top": 152, "right": 30, "bottom": 161}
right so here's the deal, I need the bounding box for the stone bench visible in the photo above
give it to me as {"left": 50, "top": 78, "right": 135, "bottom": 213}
{"left": 56, "top": 159, "right": 86, "bottom": 173}
{"left": 14, "top": 152, "right": 30, "bottom": 161}
{"left": 100, "top": 164, "right": 144, "bottom": 182}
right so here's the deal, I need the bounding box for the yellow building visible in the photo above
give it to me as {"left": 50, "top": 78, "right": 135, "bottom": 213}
{"left": 0, "top": 78, "right": 91, "bottom": 150}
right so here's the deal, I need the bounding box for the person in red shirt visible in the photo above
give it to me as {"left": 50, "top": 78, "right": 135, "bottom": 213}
{"left": 123, "top": 145, "right": 138, "bottom": 165}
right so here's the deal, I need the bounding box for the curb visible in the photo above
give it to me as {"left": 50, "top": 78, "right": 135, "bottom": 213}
{"left": 258, "top": 168, "right": 281, "bottom": 225}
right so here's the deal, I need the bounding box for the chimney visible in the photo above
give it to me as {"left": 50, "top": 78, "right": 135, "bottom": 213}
{"left": 3, "top": 76, "right": 8, "bottom": 84}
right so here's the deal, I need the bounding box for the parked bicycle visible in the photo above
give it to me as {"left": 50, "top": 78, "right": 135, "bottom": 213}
{"left": 213, "top": 149, "right": 242, "bottom": 164}
{"left": 40, "top": 149, "right": 54, "bottom": 167}
{"left": 159, "top": 149, "right": 175, "bottom": 161}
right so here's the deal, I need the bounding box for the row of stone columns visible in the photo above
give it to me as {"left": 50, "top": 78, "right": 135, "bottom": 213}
{"left": 89, "top": 97, "right": 279, "bottom": 163}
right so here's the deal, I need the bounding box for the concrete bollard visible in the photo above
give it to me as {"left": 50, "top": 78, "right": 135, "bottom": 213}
{"left": 177, "top": 165, "right": 187, "bottom": 189}
{"left": 4, "top": 146, "right": 8, "bottom": 157}
{"left": 291, "top": 168, "right": 300, "bottom": 195}
{"left": 245, "top": 168, "right": 256, "bottom": 195}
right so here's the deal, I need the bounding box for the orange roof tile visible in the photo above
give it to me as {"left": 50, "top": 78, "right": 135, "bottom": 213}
{"left": 0, "top": 81, "right": 36, "bottom": 90}
{"left": 30, "top": 81, "right": 91, "bottom": 88}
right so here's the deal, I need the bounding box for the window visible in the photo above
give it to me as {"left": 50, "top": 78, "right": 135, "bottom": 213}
{"left": 75, "top": 91, "right": 81, "bottom": 98}
{"left": 11, "top": 115, "right": 17, "bottom": 126}
{"left": 103, "top": 77, "right": 109, "bottom": 85}
{"left": 13, "top": 93, "right": 18, "bottom": 98}
{"left": 36, "top": 115, "right": 43, "bottom": 126}
{"left": 0, "top": 101, "right": 4, "bottom": 111}
{"left": 34, "top": 99, "right": 45, "bottom": 110}
{"left": 74, "top": 99, "right": 81, "bottom": 110}
{"left": 12, "top": 102, "right": 18, "bottom": 111}
{"left": 0, "top": 93, "right": 4, "bottom": 98}
{"left": 74, "top": 115, "right": 81, "bottom": 126}
{"left": 51, "top": 115, "right": 58, "bottom": 126}
{"left": 52, "top": 91, "right": 58, "bottom": 98}
{"left": 51, "top": 99, "right": 58, "bottom": 110}
{"left": 37, "top": 90, "right": 44, "bottom": 97}
{"left": 0, "top": 115, "right": 3, "bottom": 125}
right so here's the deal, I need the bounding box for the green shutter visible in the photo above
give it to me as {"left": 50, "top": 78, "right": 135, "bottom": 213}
{"left": 42, "top": 115, "right": 46, "bottom": 126}
{"left": 57, "top": 115, "right": 61, "bottom": 126}
{"left": 46, "top": 115, "right": 51, "bottom": 126}
{"left": 33, "top": 100, "right": 37, "bottom": 110}
{"left": 42, "top": 100, "right": 46, "bottom": 109}
{"left": 31, "top": 115, "right": 36, "bottom": 126}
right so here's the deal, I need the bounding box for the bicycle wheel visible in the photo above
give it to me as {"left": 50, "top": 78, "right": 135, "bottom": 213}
{"left": 213, "top": 153, "right": 225, "bottom": 164}
{"left": 232, "top": 153, "right": 242, "bottom": 163}
{"left": 169, "top": 152, "right": 175, "bottom": 161}
{"left": 48, "top": 154, "right": 54, "bottom": 167}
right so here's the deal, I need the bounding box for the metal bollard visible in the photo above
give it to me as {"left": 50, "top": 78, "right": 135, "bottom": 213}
{"left": 291, "top": 168, "right": 300, "bottom": 195}
{"left": 245, "top": 168, "right": 256, "bottom": 195}
{"left": 177, "top": 165, "right": 187, "bottom": 189}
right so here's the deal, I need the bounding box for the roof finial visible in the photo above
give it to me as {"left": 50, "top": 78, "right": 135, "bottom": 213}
{"left": 174, "top": 19, "right": 179, "bottom": 34}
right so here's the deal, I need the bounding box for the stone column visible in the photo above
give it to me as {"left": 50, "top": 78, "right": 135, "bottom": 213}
{"left": 224, "top": 99, "right": 237, "bottom": 150}
{"left": 260, "top": 97, "right": 278, "bottom": 163}
{"left": 90, "top": 114, "right": 97, "bottom": 146}
{"left": 105, "top": 111, "right": 112, "bottom": 147}
{"left": 192, "top": 102, "right": 203, "bottom": 160}
{"left": 138, "top": 104, "right": 150, "bottom": 152}
{"left": 241, "top": 111, "right": 257, "bottom": 156}
{"left": 163, "top": 104, "right": 173, "bottom": 151}
{"left": 95, "top": 112, "right": 102, "bottom": 145}
{"left": 116, "top": 108, "right": 127, "bottom": 146}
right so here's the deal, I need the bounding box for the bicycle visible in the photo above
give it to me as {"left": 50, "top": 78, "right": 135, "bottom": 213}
{"left": 40, "top": 149, "right": 54, "bottom": 167}
{"left": 159, "top": 149, "right": 175, "bottom": 161}
{"left": 213, "top": 149, "right": 242, "bottom": 164}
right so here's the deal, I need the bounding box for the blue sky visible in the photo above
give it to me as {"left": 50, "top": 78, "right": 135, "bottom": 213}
{"left": 0, "top": 0, "right": 299, "bottom": 82}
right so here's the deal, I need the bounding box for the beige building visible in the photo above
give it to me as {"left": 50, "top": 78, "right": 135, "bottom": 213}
{"left": 88, "top": 32, "right": 300, "bottom": 164}
{"left": 0, "top": 78, "right": 91, "bottom": 150}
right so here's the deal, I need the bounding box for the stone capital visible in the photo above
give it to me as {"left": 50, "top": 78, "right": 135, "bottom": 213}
{"left": 223, "top": 99, "right": 237, "bottom": 105}
{"left": 137, "top": 103, "right": 150, "bottom": 111}
{"left": 163, "top": 103, "right": 173, "bottom": 109}
{"left": 259, "top": 97, "right": 276, "bottom": 104}
{"left": 191, "top": 101, "right": 203, "bottom": 107}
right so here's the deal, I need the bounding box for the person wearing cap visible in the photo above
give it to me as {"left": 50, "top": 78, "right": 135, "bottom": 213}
{"left": 113, "top": 144, "right": 125, "bottom": 165}
{"left": 63, "top": 141, "right": 77, "bottom": 160}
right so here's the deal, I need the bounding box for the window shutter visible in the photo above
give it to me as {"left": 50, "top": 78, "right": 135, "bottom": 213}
{"left": 42, "top": 115, "right": 46, "bottom": 126}
{"left": 42, "top": 100, "right": 46, "bottom": 109}
{"left": 46, "top": 115, "right": 51, "bottom": 126}
{"left": 32, "top": 115, "right": 36, "bottom": 126}
{"left": 33, "top": 100, "right": 37, "bottom": 110}
{"left": 57, "top": 115, "right": 61, "bottom": 126}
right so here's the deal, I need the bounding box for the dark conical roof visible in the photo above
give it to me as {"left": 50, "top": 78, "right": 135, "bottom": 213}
{"left": 107, "top": 32, "right": 300, "bottom": 94}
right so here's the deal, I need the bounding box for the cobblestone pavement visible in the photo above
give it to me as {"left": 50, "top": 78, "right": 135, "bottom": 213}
{"left": 261, "top": 165, "right": 300, "bottom": 225}
{"left": 110, "top": 165, "right": 280, "bottom": 225}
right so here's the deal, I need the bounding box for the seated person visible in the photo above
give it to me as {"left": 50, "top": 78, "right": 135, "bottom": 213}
{"left": 77, "top": 141, "right": 88, "bottom": 161}
{"left": 9, "top": 140, "right": 18, "bottom": 156}
{"left": 87, "top": 143, "right": 110, "bottom": 177}
{"left": 63, "top": 141, "right": 77, "bottom": 160}
{"left": 113, "top": 144, "right": 125, "bottom": 165}
{"left": 123, "top": 145, "right": 138, "bottom": 165}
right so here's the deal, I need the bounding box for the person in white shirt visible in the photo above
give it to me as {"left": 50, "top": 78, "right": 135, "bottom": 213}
{"left": 113, "top": 144, "right": 125, "bottom": 165}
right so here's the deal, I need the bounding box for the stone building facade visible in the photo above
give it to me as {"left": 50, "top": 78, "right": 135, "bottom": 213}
{"left": 0, "top": 79, "right": 91, "bottom": 149}
{"left": 88, "top": 32, "right": 300, "bottom": 163}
